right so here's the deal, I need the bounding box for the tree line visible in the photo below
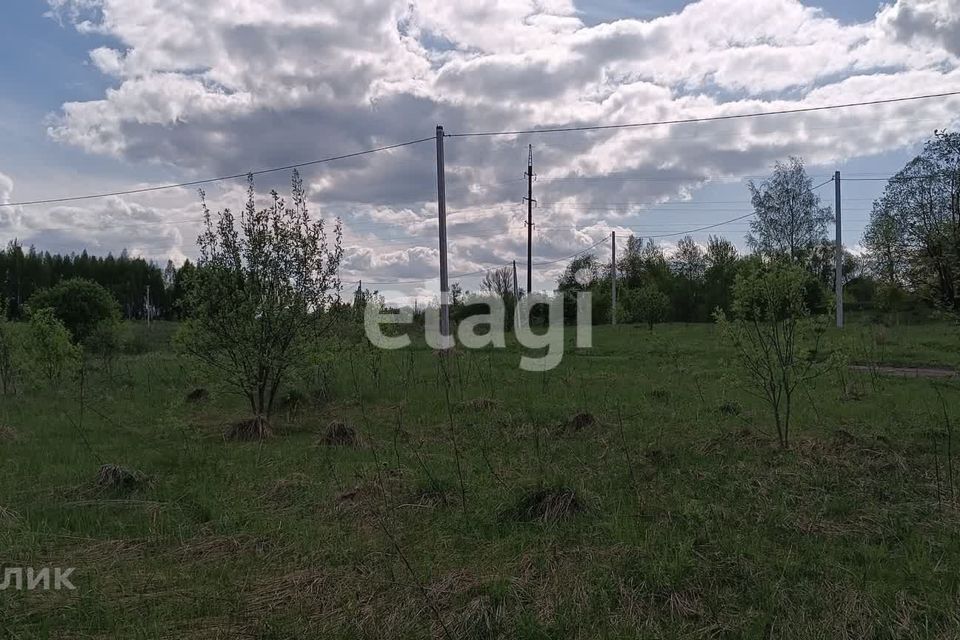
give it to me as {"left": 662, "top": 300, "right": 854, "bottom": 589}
{"left": 0, "top": 242, "right": 196, "bottom": 320}
{"left": 550, "top": 134, "right": 960, "bottom": 326}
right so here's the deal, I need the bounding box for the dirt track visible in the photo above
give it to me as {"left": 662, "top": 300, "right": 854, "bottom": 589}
{"left": 849, "top": 365, "right": 957, "bottom": 379}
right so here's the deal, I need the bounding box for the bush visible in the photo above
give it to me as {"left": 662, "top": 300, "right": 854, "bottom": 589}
{"left": 715, "top": 262, "right": 830, "bottom": 447}
{"left": 28, "top": 278, "right": 121, "bottom": 345}
{"left": 618, "top": 283, "right": 669, "bottom": 329}
{"left": 86, "top": 321, "right": 122, "bottom": 373}
{"left": 0, "top": 310, "right": 17, "bottom": 395}
{"left": 23, "top": 308, "right": 80, "bottom": 384}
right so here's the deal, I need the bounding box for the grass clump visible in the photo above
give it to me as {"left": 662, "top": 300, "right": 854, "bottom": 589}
{"left": 0, "top": 424, "right": 18, "bottom": 442}
{"left": 95, "top": 464, "right": 146, "bottom": 492}
{"left": 320, "top": 421, "right": 356, "bottom": 447}
{"left": 501, "top": 486, "right": 587, "bottom": 524}
{"left": 185, "top": 387, "right": 209, "bottom": 403}
{"left": 566, "top": 412, "right": 597, "bottom": 431}
{"left": 225, "top": 415, "right": 272, "bottom": 441}
{"left": 457, "top": 398, "right": 500, "bottom": 412}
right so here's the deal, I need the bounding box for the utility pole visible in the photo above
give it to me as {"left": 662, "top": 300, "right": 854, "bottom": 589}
{"left": 436, "top": 125, "right": 451, "bottom": 345}
{"left": 524, "top": 145, "right": 535, "bottom": 295}
{"left": 512, "top": 260, "right": 519, "bottom": 300}
{"left": 145, "top": 284, "right": 151, "bottom": 329}
{"left": 611, "top": 232, "right": 617, "bottom": 325}
{"left": 834, "top": 170, "right": 843, "bottom": 329}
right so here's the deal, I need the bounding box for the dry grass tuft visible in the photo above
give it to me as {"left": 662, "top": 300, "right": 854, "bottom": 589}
{"left": 336, "top": 469, "right": 404, "bottom": 512}
{"left": 718, "top": 401, "right": 741, "bottom": 416}
{"left": 224, "top": 415, "right": 272, "bottom": 441}
{"left": 502, "top": 486, "right": 587, "bottom": 524}
{"left": 831, "top": 428, "right": 859, "bottom": 446}
{"left": 698, "top": 428, "right": 772, "bottom": 453}
{"left": 162, "top": 617, "right": 258, "bottom": 640}
{"left": 0, "top": 503, "right": 20, "bottom": 525}
{"left": 64, "top": 538, "right": 148, "bottom": 566}
{"left": 566, "top": 412, "right": 597, "bottom": 431}
{"left": 457, "top": 398, "right": 501, "bottom": 412}
{"left": 266, "top": 473, "right": 313, "bottom": 506}
{"left": 185, "top": 387, "right": 209, "bottom": 403}
{"left": 248, "top": 568, "right": 329, "bottom": 616}
{"left": 95, "top": 464, "right": 146, "bottom": 492}
{"left": 174, "top": 534, "right": 272, "bottom": 563}
{"left": 451, "top": 592, "right": 509, "bottom": 639}
{"left": 425, "top": 570, "right": 515, "bottom": 639}
{"left": 408, "top": 482, "right": 452, "bottom": 508}
{"left": 320, "top": 421, "right": 356, "bottom": 447}
{"left": 0, "top": 424, "right": 18, "bottom": 442}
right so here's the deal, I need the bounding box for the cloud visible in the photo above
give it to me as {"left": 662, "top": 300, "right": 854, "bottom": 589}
{"left": 0, "top": 170, "right": 195, "bottom": 263}
{"left": 31, "top": 0, "right": 960, "bottom": 290}
{"left": 879, "top": 0, "right": 960, "bottom": 57}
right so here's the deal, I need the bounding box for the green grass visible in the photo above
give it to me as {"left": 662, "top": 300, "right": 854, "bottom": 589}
{"left": 1, "top": 322, "right": 959, "bottom": 638}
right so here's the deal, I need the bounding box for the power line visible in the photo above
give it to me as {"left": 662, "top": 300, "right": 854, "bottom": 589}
{"left": 530, "top": 236, "right": 610, "bottom": 266}
{"left": 361, "top": 261, "right": 514, "bottom": 286}
{"left": 534, "top": 213, "right": 758, "bottom": 239}
{"left": 446, "top": 90, "right": 960, "bottom": 138}
{"left": 842, "top": 175, "right": 944, "bottom": 182}
{"left": 0, "top": 136, "right": 435, "bottom": 208}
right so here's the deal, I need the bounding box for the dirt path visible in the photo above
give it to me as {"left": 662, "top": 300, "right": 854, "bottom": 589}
{"left": 849, "top": 365, "right": 957, "bottom": 379}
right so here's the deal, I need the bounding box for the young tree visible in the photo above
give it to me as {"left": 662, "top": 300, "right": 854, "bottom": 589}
{"left": 747, "top": 157, "right": 833, "bottom": 263}
{"left": 480, "top": 266, "right": 517, "bottom": 330}
{"left": 637, "top": 283, "right": 669, "bottom": 330}
{"left": 670, "top": 236, "right": 706, "bottom": 321}
{"left": 715, "top": 262, "right": 830, "bottom": 448}
{"left": 480, "top": 266, "right": 513, "bottom": 299}
{"left": 620, "top": 283, "right": 669, "bottom": 330}
{"left": 177, "top": 171, "right": 342, "bottom": 439}
{"left": 23, "top": 307, "right": 80, "bottom": 385}
{"left": 0, "top": 301, "right": 16, "bottom": 394}
{"left": 704, "top": 235, "right": 741, "bottom": 316}
{"left": 557, "top": 253, "right": 601, "bottom": 323}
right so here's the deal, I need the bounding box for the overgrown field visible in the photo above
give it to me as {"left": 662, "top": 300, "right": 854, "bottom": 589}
{"left": 2, "top": 321, "right": 960, "bottom": 638}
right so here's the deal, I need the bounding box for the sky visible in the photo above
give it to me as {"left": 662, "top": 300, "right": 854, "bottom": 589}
{"left": 0, "top": 0, "right": 959, "bottom": 301}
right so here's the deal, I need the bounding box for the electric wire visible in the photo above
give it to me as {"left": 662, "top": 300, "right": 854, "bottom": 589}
{"left": 446, "top": 91, "right": 960, "bottom": 138}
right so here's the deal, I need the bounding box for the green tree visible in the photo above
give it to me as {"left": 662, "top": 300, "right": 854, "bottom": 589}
{"left": 620, "top": 283, "right": 669, "bottom": 330}
{"left": 715, "top": 262, "right": 830, "bottom": 448}
{"left": 747, "top": 157, "right": 833, "bottom": 263}
{"left": 177, "top": 171, "right": 343, "bottom": 439}
{"left": 703, "top": 235, "right": 741, "bottom": 316}
{"left": 862, "top": 130, "right": 960, "bottom": 309}
{"left": 480, "top": 266, "right": 517, "bottom": 330}
{"left": 27, "top": 278, "right": 121, "bottom": 345}
{"left": 0, "top": 301, "right": 17, "bottom": 394}
{"left": 23, "top": 307, "right": 80, "bottom": 384}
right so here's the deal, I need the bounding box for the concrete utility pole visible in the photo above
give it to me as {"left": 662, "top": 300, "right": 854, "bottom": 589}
{"left": 834, "top": 170, "right": 843, "bottom": 329}
{"left": 524, "top": 145, "right": 535, "bottom": 295}
{"left": 611, "top": 231, "right": 617, "bottom": 325}
{"left": 512, "top": 260, "right": 519, "bottom": 300}
{"left": 435, "top": 125, "right": 451, "bottom": 344}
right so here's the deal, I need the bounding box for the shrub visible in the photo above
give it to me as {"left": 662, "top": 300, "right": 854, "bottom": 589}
{"left": 28, "top": 278, "right": 121, "bottom": 345}
{"left": 23, "top": 308, "right": 80, "bottom": 384}
{"left": 176, "top": 171, "right": 342, "bottom": 438}
{"left": 715, "top": 262, "right": 831, "bottom": 448}
{"left": 618, "top": 283, "right": 669, "bottom": 330}
{"left": 0, "top": 308, "right": 17, "bottom": 395}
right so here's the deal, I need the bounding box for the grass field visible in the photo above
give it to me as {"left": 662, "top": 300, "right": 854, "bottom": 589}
{"left": 2, "top": 320, "right": 959, "bottom": 638}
